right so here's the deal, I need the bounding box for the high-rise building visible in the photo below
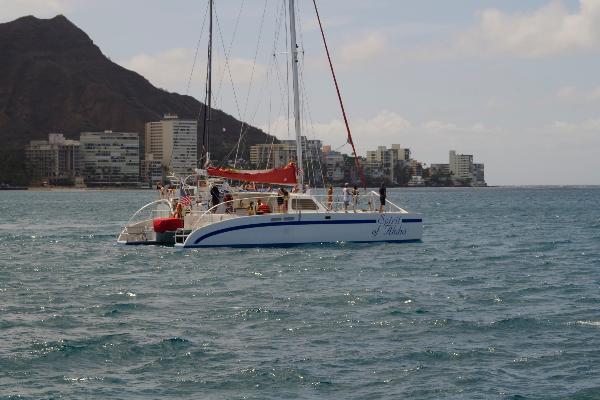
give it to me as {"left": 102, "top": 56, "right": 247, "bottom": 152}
{"left": 430, "top": 163, "right": 450, "bottom": 176}
{"left": 473, "top": 163, "right": 486, "bottom": 186}
{"left": 249, "top": 137, "right": 323, "bottom": 185}
{"left": 365, "top": 144, "right": 411, "bottom": 183}
{"left": 80, "top": 131, "right": 140, "bottom": 186}
{"left": 322, "top": 145, "right": 345, "bottom": 182}
{"left": 141, "top": 154, "right": 163, "bottom": 187}
{"left": 449, "top": 150, "right": 473, "bottom": 181}
{"left": 145, "top": 114, "right": 197, "bottom": 176}
{"left": 250, "top": 137, "right": 322, "bottom": 168}
{"left": 448, "top": 150, "right": 486, "bottom": 185}
{"left": 24, "top": 133, "right": 80, "bottom": 184}
{"left": 250, "top": 143, "right": 297, "bottom": 169}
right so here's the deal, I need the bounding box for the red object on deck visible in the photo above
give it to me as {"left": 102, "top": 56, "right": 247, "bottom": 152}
{"left": 257, "top": 203, "right": 271, "bottom": 214}
{"left": 153, "top": 217, "right": 183, "bottom": 233}
{"left": 207, "top": 162, "right": 297, "bottom": 185}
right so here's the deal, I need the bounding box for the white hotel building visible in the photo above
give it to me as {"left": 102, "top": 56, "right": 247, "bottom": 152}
{"left": 80, "top": 131, "right": 140, "bottom": 186}
{"left": 145, "top": 114, "right": 197, "bottom": 176}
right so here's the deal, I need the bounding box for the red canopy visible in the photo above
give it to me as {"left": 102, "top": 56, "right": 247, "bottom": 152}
{"left": 207, "top": 162, "right": 297, "bottom": 185}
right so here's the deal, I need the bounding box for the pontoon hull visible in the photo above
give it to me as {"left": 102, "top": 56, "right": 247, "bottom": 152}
{"left": 177, "top": 212, "right": 422, "bottom": 247}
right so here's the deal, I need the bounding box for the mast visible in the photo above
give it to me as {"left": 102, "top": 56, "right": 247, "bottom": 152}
{"left": 288, "top": 0, "right": 303, "bottom": 187}
{"left": 202, "top": 0, "right": 214, "bottom": 167}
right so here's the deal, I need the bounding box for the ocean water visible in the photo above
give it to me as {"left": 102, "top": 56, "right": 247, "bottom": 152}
{"left": 1, "top": 187, "right": 599, "bottom": 399}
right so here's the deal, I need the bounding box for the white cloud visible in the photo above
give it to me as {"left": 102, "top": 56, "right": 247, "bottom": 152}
{"left": 302, "top": 15, "right": 354, "bottom": 32}
{"left": 121, "top": 48, "right": 267, "bottom": 94}
{"left": 0, "top": 0, "right": 70, "bottom": 22}
{"left": 458, "top": 0, "right": 600, "bottom": 57}
{"left": 556, "top": 85, "right": 600, "bottom": 102}
{"left": 338, "top": 31, "right": 389, "bottom": 65}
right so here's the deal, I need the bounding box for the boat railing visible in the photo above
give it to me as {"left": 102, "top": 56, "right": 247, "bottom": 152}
{"left": 184, "top": 194, "right": 281, "bottom": 226}
{"left": 306, "top": 191, "right": 407, "bottom": 213}
{"left": 183, "top": 191, "right": 406, "bottom": 226}
{"left": 123, "top": 199, "right": 172, "bottom": 229}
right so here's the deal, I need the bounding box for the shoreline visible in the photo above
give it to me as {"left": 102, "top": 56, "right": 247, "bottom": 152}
{"left": 15, "top": 184, "right": 600, "bottom": 192}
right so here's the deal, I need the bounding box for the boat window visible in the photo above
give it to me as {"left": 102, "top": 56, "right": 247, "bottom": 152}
{"left": 291, "top": 198, "right": 318, "bottom": 210}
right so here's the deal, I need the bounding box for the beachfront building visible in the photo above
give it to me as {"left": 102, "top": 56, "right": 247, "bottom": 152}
{"left": 365, "top": 144, "right": 411, "bottom": 184}
{"left": 449, "top": 150, "right": 473, "bottom": 182}
{"left": 24, "top": 133, "right": 81, "bottom": 185}
{"left": 250, "top": 137, "right": 322, "bottom": 168}
{"left": 141, "top": 154, "right": 163, "bottom": 188}
{"left": 145, "top": 114, "right": 197, "bottom": 176}
{"left": 322, "top": 145, "right": 345, "bottom": 183}
{"left": 449, "top": 150, "right": 486, "bottom": 185}
{"left": 80, "top": 131, "right": 140, "bottom": 186}
{"left": 473, "top": 163, "right": 486, "bottom": 186}
{"left": 430, "top": 163, "right": 450, "bottom": 176}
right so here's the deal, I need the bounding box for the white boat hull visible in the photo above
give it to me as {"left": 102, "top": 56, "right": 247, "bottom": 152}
{"left": 177, "top": 211, "right": 422, "bottom": 248}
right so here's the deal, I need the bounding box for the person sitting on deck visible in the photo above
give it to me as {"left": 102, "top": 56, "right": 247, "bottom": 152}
{"left": 223, "top": 192, "right": 234, "bottom": 214}
{"left": 247, "top": 201, "right": 255, "bottom": 215}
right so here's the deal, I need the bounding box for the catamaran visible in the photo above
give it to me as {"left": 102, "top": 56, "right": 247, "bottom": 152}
{"left": 117, "top": 0, "right": 422, "bottom": 247}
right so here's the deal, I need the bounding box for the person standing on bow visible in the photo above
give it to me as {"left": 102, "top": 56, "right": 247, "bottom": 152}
{"left": 379, "top": 182, "right": 387, "bottom": 213}
{"left": 327, "top": 185, "right": 333, "bottom": 210}
{"left": 352, "top": 185, "right": 360, "bottom": 212}
{"left": 342, "top": 183, "right": 350, "bottom": 213}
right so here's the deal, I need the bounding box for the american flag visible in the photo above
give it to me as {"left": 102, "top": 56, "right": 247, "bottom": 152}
{"left": 179, "top": 184, "right": 191, "bottom": 206}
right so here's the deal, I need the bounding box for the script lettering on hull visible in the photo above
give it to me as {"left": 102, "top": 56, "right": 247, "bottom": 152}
{"left": 371, "top": 215, "right": 407, "bottom": 238}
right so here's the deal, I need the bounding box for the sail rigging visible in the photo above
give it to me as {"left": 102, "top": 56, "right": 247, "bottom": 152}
{"left": 311, "top": 0, "right": 366, "bottom": 189}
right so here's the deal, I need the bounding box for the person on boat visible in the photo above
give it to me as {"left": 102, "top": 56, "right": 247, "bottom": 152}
{"left": 276, "top": 188, "right": 284, "bottom": 212}
{"left": 223, "top": 191, "right": 234, "bottom": 214}
{"left": 342, "top": 183, "right": 350, "bottom": 213}
{"left": 282, "top": 187, "right": 289, "bottom": 212}
{"left": 327, "top": 185, "right": 333, "bottom": 210}
{"left": 379, "top": 182, "right": 387, "bottom": 213}
{"left": 247, "top": 201, "right": 255, "bottom": 215}
{"left": 173, "top": 201, "right": 184, "bottom": 219}
{"left": 352, "top": 185, "right": 360, "bottom": 212}
{"left": 210, "top": 184, "right": 220, "bottom": 213}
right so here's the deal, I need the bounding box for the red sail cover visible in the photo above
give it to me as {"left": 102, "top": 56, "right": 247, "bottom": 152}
{"left": 207, "top": 163, "right": 297, "bottom": 185}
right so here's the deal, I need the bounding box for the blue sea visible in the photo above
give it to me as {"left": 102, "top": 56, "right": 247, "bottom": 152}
{"left": 1, "top": 187, "right": 600, "bottom": 399}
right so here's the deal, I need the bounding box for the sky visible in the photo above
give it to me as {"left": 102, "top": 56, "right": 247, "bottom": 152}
{"left": 2, "top": 0, "right": 600, "bottom": 185}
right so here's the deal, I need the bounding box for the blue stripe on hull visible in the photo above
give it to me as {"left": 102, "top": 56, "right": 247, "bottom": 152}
{"left": 193, "top": 219, "right": 377, "bottom": 244}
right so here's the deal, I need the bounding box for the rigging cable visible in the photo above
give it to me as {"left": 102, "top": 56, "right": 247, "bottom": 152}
{"left": 312, "top": 0, "right": 366, "bottom": 189}
{"left": 233, "top": 0, "right": 268, "bottom": 167}
{"left": 295, "top": 1, "right": 325, "bottom": 188}
{"left": 212, "top": 0, "right": 245, "bottom": 106}
{"left": 185, "top": 1, "right": 210, "bottom": 96}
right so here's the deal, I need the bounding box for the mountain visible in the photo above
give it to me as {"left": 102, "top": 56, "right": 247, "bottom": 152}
{"left": 0, "top": 15, "right": 274, "bottom": 184}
